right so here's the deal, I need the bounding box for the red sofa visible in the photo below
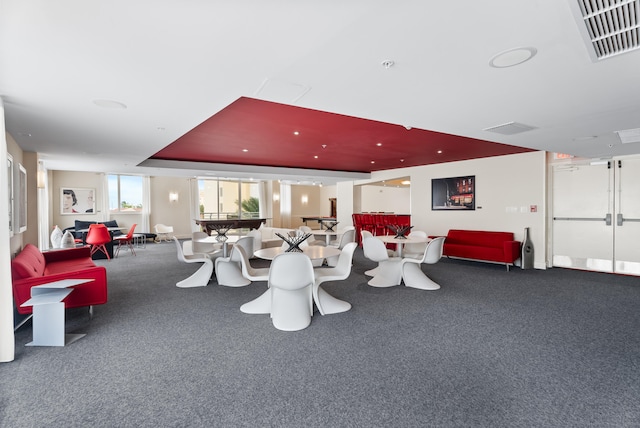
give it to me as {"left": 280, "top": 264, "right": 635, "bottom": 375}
{"left": 436, "top": 229, "right": 521, "bottom": 270}
{"left": 11, "top": 244, "right": 108, "bottom": 315}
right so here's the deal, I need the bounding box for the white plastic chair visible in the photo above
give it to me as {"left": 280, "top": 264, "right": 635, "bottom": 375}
{"left": 313, "top": 242, "right": 357, "bottom": 315}
{"left": 215, "top": 246, "right": 251, "bottom": 287}
{"left": 269, "top": 252, "right": 315, "bottom": 331}
{"left": 155, "top": 224, "right": 174, "bottom": 242}
{"left": 246, "top": 229, "right": 262, "bottom": 255}
{"left": 402, "top": 230, "right": 429, "bottom": 259}
{"left": 236, "top": 244, "right": 270, "bottom": 282}
{"left": 326, "top": 226, "right": 356, "bottom": 267}
{"left": 401, "top": 237, "right": 445, "bottom": 290}
{"left": 362, "top": 235, "right": 402, "bottom": 287}
{"left": 173, "top": 237, "right": 213, "bottom": 288}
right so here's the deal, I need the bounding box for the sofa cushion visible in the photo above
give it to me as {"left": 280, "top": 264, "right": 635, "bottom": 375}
{"left": 44, "top": 259, "right": 99, "bottom": 275}
{"left": 102, "top": 220, "right": 123, "bottom": 236}
{"left": 11, "top": 244, "right": 46, "bottom": 280}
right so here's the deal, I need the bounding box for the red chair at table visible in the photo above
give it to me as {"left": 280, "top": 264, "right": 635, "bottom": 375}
{"left": 86, "top": 223, "right": 112, "bottom": 261}
{"left": 114, "top": 223, "right": 137, "bottom": 257}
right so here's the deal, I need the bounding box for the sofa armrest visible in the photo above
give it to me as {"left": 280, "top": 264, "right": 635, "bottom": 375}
{"left": 43, "top": 246, "right": 92, "bottom": 264}
{"left": 503, "top": 240, "right": 521, "bottom": 263}
{"left": 13, "top": 266, "right": 108, "bottom": 315}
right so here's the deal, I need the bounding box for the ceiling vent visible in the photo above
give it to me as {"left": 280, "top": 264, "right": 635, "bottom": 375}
{"left": 616, "top": 127, "right": 640, "bottom": 143}
{"left": 570, "top": 0, "right": 640, "bottom": 61}
{"left": 482, "top": 122, "right": 537, "bottom": 135}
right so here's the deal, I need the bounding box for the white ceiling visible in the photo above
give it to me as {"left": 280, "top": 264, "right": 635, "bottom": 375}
{"left": 2, "top": 0, "right": 640, "bottom": 185}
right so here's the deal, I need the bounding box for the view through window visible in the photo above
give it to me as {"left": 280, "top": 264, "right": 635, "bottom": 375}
{"left": 198, "top": 179, "right": 260, "bottom": 220}
{"left": 108, "top": 175, "right": 143, "bottom": 213}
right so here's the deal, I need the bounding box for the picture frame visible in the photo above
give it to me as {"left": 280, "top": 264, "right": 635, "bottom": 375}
{"left": 61, "top": 187, "right": 95, "bottom": 215}
{"left": 18, "top": 163, "right": 27, "bottom": 232}
{"left": 431, "top": 175, "right": 475, "bottom": 211}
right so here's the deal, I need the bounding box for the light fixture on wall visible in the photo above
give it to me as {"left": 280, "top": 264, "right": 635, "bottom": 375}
{"left": 36, "top": 162, "right": 46, "bottom": 189}
{"left": 301, "top": 195, "right": 308, "bottom": 205}
{"left": 169, "top": 191, "right": 179, "bottom": 203}
{"left": 273, "top": 193, "right": 280, "bottom": 202}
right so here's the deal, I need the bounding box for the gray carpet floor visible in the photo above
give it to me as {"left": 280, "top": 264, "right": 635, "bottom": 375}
{"left": 2, "top": 241, "right": 640, "bottom": 428}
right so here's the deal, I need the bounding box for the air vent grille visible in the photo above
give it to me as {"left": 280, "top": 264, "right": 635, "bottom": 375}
{"left": 576, "top": 0, "right": 640, "bottom": 60}
{"left": 483, "top": 122, "right": 537, "bottom": 135}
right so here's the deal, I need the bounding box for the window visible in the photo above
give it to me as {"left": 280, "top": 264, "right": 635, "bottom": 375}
{"left": 108, "top": 175, "right": 143, "bottom": 213}
{"left": 198, "top": 179, "right": 260, "bottom": 220}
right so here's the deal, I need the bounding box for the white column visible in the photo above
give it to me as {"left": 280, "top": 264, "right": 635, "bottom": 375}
{"left": 0, "top": 96, "right": 16, "bottom": 362}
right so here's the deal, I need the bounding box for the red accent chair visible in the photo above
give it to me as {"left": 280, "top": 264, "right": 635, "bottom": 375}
{"left": 86, "top": 223, "right": 112, "bottom": 261}
{"left": 114, "top": 223, "right": 137, "bottom": 257}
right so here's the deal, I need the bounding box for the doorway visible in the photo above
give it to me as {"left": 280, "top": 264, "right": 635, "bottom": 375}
{"left": 552, "top": 158, "right": 640, "bottom": 275}
{"left": 329, "top": 198, "right": 336, "bottom": 218}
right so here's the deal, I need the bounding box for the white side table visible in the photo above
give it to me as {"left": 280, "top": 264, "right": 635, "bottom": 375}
{"left": 20, "top": 278, "right": 94, "bottom": 347}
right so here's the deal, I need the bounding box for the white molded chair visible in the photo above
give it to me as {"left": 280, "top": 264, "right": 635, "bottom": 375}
{"left": 269, "top": 252, "right": 315, "bottom": 331}
{"left": 313, "top": 242, "right": 357, "bottom": 315}
{"left": 173, "top": 237, "right": 213, "bottom": 288}
{"left": 402, "top": 230, "right": 429, "bottom": 259}
{"left": 234, "top": 236, "right": 255, "bottom": 260}
{"left": 326, "top": 226, "right": 356, "bottom": 267}
{"left": 401, "top": 237, "right": 445, "bottom": 290}
{"left": 236, "top": 240, "right": 272, "bottom": 314}
{"left": 362, "top": 235, "right": 402, "bottom": 287}
{"left": 155, "top": 224, "right": 174, "bottom": 242}
{"left": 246, "top": 229, "right": 262, "bottom": 255}
{"left": 215, "top": 246, "right": 251, "bottom": 287}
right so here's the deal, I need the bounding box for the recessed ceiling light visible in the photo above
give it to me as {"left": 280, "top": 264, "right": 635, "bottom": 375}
{"left": 93, "top": 99, "right": 127, "bottom": 109}
{"left": 400, "top": 159, "right": 404, "bottom": 162}
{"left": 371, "top": 161, "right": 375, "bottom": 164}
{"left": 293, "top": 131, "right": 299, "bottom": 135}
{"left": 401, "top": 180, "right": 411, "bottom": 185}
{"left": 489, "top": 47, "right": 537, "bottom": 68}
{"left": 242, "top": 149, "right": 248, "bottom": 152}
{"left": 376, "top": 143, "right": 382, "bottom": 146}
{"left": 437, "top": 150, "right": 443, "bottom": 154}
{"left": 314, "top": 155, "right": 318, "bottom": 159}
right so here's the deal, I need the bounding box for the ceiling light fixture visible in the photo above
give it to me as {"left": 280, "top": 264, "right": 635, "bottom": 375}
{"left": 293, "top": 131, "right": 299, "bottom": 135}
{"left": 489, "top": 47, "right": 537, "bottom": 68}
{"left": 242, "top": 149, "right": 248, "bottom": 152}
{"left": 376, "top": 143, "right": 382, "bottom": 146}
{"left": 381, "top": 60, "right": 395, "bottom": 69}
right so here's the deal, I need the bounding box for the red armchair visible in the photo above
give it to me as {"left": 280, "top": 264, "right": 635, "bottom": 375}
{"left": 11, "top": 244, "right": 108, "bottom": 315}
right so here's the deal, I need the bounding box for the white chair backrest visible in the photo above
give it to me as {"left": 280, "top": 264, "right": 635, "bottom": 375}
{"left": 298, "top": 225, "right": 313, "bottom": 233}
{"left": 246, "top": 229, "right": 262, "bottom": 253}
{"left": 338, "top": 227, "right": 356, "bottom": 249}
{"left": 362, "top": 236, "right": 389, "bottom": 263}
{"left": 234, "top": 236, "right": 254, "bottom": 258}
{"left": 173, "top": 237, "right": 188, "bottom": 263}
{"left": 192, "top": 231, "right": 217, "bottom": 254}
{"left": 334, "top": 242, "right": 357, "bottom": 276}
{"left": 408, "top": 230, "right": 427, "bottom": 239}
{"left": 156, "top": 224, "right": 174, "bottom": 233}
{"left": 422, "top": 237, "right": 446, "bottom": 264}
{"left": 361, "top": 230, "right": 374, "bottom": 241}
{"left": 269, "top": 253, "right": 314, "bottom": 290}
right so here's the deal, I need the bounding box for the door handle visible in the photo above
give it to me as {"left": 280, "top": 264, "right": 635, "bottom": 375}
{"left": 617, "top": 213, "right": 623, "bottom": 226}
{"left": 606, "top": 213, "right": 612, "bottom": 226}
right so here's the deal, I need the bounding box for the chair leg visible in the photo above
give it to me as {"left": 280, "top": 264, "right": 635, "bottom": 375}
{"left": 402, "top": 263, "right": 440, "bottom": 290}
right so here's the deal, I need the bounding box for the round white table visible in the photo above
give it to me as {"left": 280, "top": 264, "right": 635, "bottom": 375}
{"left": 196, "top": 235, "right": 240, "bottom": 257}
{"left": 376, "top": 235, "right": 430, "bottom": 258}
{"left": 254, "top": 245, "right": 341, "bottom": 261}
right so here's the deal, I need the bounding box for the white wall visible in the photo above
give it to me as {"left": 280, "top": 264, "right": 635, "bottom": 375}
{"left": 360, "top": 185, "right": 410, "bottom": 213}
{"left": 361, "top": 151, "right": 547, "bottom": 269}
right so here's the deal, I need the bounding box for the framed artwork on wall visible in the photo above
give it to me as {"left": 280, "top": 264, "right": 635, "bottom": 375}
{"left": 18, "top": 163, "right": 27, "bottom": 232}
{"left": 431, "top": 175, "right": 475, "bottom": 211}
{"left": 61, "top": 187, "right": 95, "bottom": 214}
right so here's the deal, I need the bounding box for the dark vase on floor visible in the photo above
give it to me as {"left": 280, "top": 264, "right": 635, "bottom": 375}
{"left": 521, "top": 227, "right": 534, "bottom": 269}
